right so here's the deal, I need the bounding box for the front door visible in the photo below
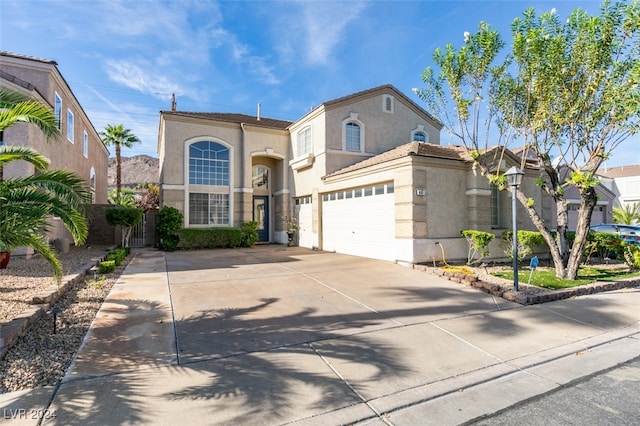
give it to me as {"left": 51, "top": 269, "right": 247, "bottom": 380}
{"left": 253, "top": 196, "right": 269, "bottom": 242}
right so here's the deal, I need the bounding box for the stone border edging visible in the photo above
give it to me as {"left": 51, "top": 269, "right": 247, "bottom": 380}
{"left": 0, "top": 253, "right": 111, "bottom": 360}
{"left": 415, "top": 264, "right": 640, "bottom": 305}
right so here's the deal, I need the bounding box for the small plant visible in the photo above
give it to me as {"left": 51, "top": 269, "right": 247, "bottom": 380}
{"left": 281, "top": 214, "right": 299, "bottom": 232}
{"left": 86, "top": 275, "right": 106, "bottom": 289}
{"left": 501, "top": 230, "right": 545, "bottom": 261}
{"left": 98, "top": 260, "right": 116, "bottom": 274}
{"left": 106, "top": 206, "right": 143, "bottom": 248}
{"left": 240, "top": 221, "right": 259, "bottom": 247}
{"left": 460, "top": 230, "right": 494, "bottom": 264}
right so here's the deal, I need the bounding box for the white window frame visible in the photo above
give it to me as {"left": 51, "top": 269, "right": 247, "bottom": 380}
{"left": 382, "top": 94, "right": 394, "bottom": 113}
{"left": 83, "top": 131, "right": 88, "bottom": 158}
{"left": 89, "top": 167, "right": 96, "bottom": 204}
{"left": 342, "top": 112, "right": 364, "bottom": 153}
{"left": 411, "top": 125, "right": 429, "bottom": 143}
{"left": 184, "top": 137, "right": 233, "bottom": 228}
{"left": 66, "top": 109, "right": 74, "bottom": 143}
{"left": 54, "top": 92, "right": 62, "bottom": 130}
{"left": 296, "top": 126, "right": 312, "bottom": 157}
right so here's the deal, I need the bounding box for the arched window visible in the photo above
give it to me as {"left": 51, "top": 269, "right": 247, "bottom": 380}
{"left": 188, "top": 141, "right": 230, "bottom": 226}
{"left": 345, "top": 123, "right": 360, "bottom": 151}
{"left": 411, "top": 125, "right": 429, "bottom": 143}
{"left": 189, "top": 141, "right": 229, "bottom": 185}
{"left": 413, "top": 132, "right": 426, "bottom": 142}
{"left": 343, "top": 113, "right": 364, "bottom": 152}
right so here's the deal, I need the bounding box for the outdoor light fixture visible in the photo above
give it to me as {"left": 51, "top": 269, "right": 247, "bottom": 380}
{"left": 504, "top": 166, "right": 524, "bottom": 292}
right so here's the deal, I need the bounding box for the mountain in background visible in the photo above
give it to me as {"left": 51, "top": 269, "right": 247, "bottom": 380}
{"left": 108, "top": 155, "right": 159, "bottom": 189}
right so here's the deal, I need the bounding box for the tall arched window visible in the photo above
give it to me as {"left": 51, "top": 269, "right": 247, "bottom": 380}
{"left": 345, "top": 123, "right": 360, "bottom": 151}
{"left": 343, "top": 113, "right": 364, "bottom": 152}
{"left": 188, "top": 141, "right": 230, "bottom": 226}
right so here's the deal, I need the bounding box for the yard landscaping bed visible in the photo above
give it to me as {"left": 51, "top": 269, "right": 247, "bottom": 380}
{"left": 0, "top": 246, "right": 130, "bottom": 393}
{"left": 421, "top": 261, "right": 640, "bottom": 304}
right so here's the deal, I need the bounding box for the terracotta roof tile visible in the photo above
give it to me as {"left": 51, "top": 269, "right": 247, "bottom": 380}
{"left": 597, "top": 165, "right": 640, "bottom": 178}
{"left": 324, "top": 142, "right": 471, "bottom": 178}
{"left": 162, "top": 111, "right": 292, "bottom": 129}
{"left": 0, "top": 51, "right": 57, "bottom": 65}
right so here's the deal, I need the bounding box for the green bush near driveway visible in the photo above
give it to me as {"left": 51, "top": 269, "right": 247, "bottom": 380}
{"left": 177, "top": 228, "right": 243, "bottom": 249}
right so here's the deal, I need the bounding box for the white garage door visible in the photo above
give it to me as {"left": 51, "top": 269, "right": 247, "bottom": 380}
{"left": 295, "top": 196, "right": 315, "bottom": 248}
{"left": 322, "top": 183, "right": 396, "bottom": 261}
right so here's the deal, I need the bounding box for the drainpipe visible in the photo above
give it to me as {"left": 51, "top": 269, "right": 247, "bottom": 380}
{"left": 240, "top": 122, "right": 247, "bottom": 224}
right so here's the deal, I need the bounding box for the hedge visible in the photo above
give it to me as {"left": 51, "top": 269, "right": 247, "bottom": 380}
{"left": 177, "top": 228, "right": 243, "bottom": 249}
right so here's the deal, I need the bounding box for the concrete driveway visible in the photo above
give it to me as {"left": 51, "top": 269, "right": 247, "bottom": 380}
{"left": 3, "top": 246, "right": 639, "bottom": 425}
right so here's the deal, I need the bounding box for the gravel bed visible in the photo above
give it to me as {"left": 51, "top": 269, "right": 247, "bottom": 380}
{"left": 0, "top": 246, "right": 129, "bottom": 393}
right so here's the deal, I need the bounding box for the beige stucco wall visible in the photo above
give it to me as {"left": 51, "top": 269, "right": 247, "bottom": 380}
{"left": 1, "top": 54, "right": 109, "bottom": 246}
{"left": 158, "top": 114, "right": 290, "bottom": 229}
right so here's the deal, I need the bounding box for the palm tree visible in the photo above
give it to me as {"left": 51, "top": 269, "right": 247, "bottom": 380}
{"left": 0, "top": 88, "right": 59, "bottom": 182}
{"left": 100, "top": 124, "right": 140, "bottom": 199}
{"left": 0, "top": 89, "right": 91, "bottom": 281}
{"left": 612, "top": 202, "right": 640, "bottom": 225}
{"left": 0, "top": 146, "right": 91, "bottom": 280}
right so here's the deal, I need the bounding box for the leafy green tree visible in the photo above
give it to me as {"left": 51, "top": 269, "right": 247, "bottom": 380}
{"left": 419, "top": 1, "right": 639, "bottom": 279}
{"left": 612, "top": 202, "right": 640, "bottom": 224}
{"left": 100, "top": 124, "right": 140, "bottom": 199}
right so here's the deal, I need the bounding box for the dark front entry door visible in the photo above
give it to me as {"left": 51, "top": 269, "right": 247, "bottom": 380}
{"left": 253, "top": 196, "right": 269, "bottom": 242}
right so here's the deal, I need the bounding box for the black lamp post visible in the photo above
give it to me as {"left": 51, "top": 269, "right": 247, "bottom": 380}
{"left": 505, "top": 166, "right": 524, "bottom": 292}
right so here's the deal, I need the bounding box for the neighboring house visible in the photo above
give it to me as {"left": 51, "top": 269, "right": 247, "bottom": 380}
{"left": 513, "top": 146, "right": 615, "bottom": 229}
{"left": 598, "top": 164, "right": 640, "bottom": 215}
{"left": 0, "top": 51, "right": 109, "bottom": 245}
{"left": 158, "top": 84, "right": 544, "bottom": 263}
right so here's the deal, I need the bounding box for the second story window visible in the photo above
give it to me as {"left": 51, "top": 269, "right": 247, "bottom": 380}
{"left": 345, "top": 123, "right": 360, "bottom": 151}
{"left": 83, "top": 131, "right": 88, "bottom": 157}
{"left": 342, "top": 112, "right": 364, "bottom": 153}
{"left": 413, "top": 132, "right": 426, "bottom": 142}
{"left": 67, "top": 110, "right": 74, "bottom": 143}
{"left": 297, "top": 127, "right": 312, "bottom": 156}
{"left": 54, "top": 92, "right": 62, "bottom": 130}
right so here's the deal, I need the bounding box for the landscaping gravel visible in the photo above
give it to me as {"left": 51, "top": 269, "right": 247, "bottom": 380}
{"left": 0, "top": 245, "right": 128, "bottom": 393}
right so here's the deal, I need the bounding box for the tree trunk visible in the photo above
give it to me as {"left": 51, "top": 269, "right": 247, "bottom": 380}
{"left": 116, "top": 144, "right": 121, "bottom": 198}
{"left": 565, "top": 187, "right": 597, "bottom": 279}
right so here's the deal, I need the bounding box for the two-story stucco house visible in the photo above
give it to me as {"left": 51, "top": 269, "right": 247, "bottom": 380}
{"left": 598, "top": 165, "right": 640, "bottom": 216}
{"left": 158, "top": 84, "right": 543, "bottom": 264}
{"left": 0, "top": 51, "right": 109, "bottom": 245}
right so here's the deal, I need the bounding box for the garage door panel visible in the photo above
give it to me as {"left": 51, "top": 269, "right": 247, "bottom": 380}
{"left": 323, "top": 192, "right": 395, "bottom": 261}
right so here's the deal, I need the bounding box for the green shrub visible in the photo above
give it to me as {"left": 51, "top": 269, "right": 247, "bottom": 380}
{"left": 157, "top": 207, "right": 183, "bottom": 251}
{"left": 98, "top": 260, "right": 116, "bottom": 274}
{"left": 240, "top": 221, "right": 259, "bottom": 247}
{"left": 177, "top": 228, "right": 243, "bottom": 249}
{"left": 106, "top": 247, "right": 128, "bottom": 266}
{"left": 460, "top": 230, "right": 494, "bottom": 264}
{"left": 501, "top": 230, "right": 545, "bottom": 261}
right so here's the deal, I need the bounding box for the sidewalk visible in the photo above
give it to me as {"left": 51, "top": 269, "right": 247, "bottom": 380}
{"left": 2, "top": 247, "right": 639, "bottom": 425}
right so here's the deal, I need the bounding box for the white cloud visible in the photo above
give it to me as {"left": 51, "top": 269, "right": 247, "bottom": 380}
{"left": 299, "top": 1, "right": 368, "bottom": 66}
{"left": 104, "top": 60, "right": 185, "bottom": 101}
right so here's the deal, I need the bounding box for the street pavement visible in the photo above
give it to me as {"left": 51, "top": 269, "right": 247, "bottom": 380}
{"left": 472, "top": 356, "right": 640, "bottom": 425}
{"left": 1, "top": 246, "right": 639, "bottom": 425}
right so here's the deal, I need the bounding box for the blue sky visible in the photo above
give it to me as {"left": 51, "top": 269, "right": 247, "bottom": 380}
{"left": 1, "top": 0, "right": 637, "bottom": 167}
